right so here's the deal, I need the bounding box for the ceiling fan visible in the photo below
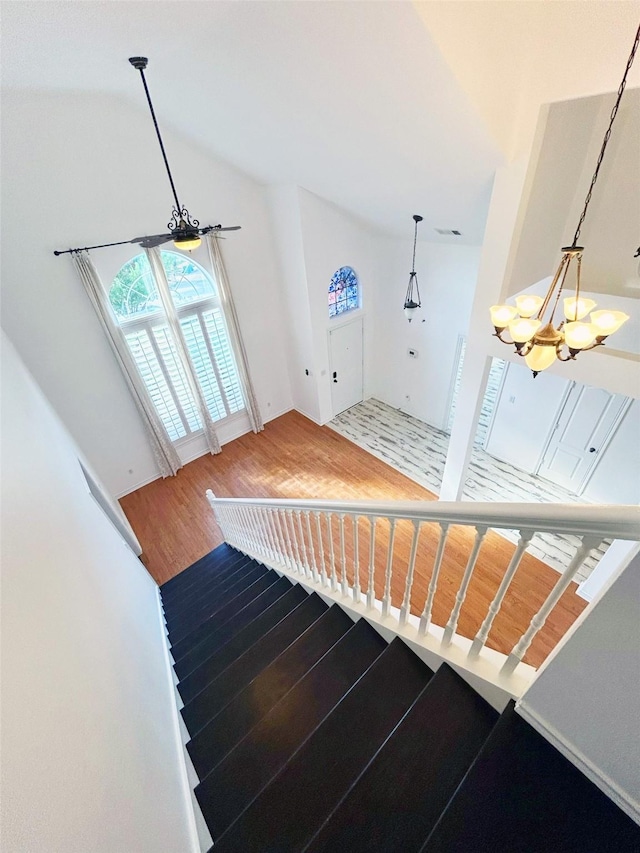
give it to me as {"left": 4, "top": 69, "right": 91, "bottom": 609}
{"left": 54, "top": 57, "right": 240, "bottom": 256}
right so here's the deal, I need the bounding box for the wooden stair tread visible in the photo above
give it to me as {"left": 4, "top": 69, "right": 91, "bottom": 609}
{"left": 181, "top": 593, "right": 328, "bottom": 735}
{"left": 169, "top": 567, "right": 271, "bottom": 656}
{"left": 195, "top": 618, "right": 386, "bottom": 840}
{"left": 163, "top": 555, "right": 258, "bottom": 618}
{"left": 186, "top": 606, "right": 353, "bottom": 778}
{"left": 305, "top": 664, "right": 498, "bottom": 853}
{"left": 176, "top": 577, "right": 298, "bottom": 693}
{"left": 167, "top": 568, "right": 274, "bottom": 641}
{"left": 160, "top": 544, "right": 240, "bottom": 598}
{"left": 213, "top": 638, "right": 432, "bottom": 852}
{"left": 421, "top": 703, "right": 640, "bottom": 853}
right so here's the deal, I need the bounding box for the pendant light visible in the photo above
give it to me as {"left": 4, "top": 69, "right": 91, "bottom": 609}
{"left": 404, "top": 215, "right": 423, "bottom": 321}
{"left": 489, "top": 24, "right": 638, "bottom": 376}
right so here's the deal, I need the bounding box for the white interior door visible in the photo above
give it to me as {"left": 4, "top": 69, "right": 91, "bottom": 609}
{"left": 537, "top": 383, "right": 630, "bottom": 493}
{"left": 329, "top": 318, "right": 363, "bottom": 416}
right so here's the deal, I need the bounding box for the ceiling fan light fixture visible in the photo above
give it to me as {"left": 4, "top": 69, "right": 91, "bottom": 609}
{"left": 173, "top": 232, "right": 202, "bottom": 251}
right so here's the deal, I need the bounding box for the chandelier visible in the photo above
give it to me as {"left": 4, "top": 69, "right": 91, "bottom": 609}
{"left": 489, "top": 24, "right": 638, "bottom": 377}
{"left": 403, "top": 215, "right": 423, "bottom": 321}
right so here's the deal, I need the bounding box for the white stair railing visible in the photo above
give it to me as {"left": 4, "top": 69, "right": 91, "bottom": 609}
{"left": 206, "top": 493, "right": 640, "bottom": 690}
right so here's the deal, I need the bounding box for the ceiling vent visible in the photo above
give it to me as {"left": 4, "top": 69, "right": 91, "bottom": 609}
{"left": 435, "top": 228, "right": 462, "bottom": 236}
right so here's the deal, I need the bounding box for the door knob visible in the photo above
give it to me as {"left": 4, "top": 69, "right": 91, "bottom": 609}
{"left": 589, "top": 447, "right": 597, "bottom": 453}
{"left": 333, "top": 371, "right": 338, "bottom": 383}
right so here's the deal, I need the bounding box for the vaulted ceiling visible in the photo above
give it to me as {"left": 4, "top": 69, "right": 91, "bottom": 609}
{"left": 2, "top": 1, "right": 637, "bottom": 250}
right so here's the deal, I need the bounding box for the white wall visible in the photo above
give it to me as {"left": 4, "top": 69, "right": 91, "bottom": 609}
{"left": 518, "top": 549, "right": 640, "bottom": 823}
{"left": 0, "top": 332, "right": 196, "bottom": 852}
{"left": 297, "top": 188, "right": 380, "bottom": 424}
{"left": 1, "top": 90, "right": 292, "bottom": 497}
{"left": 371, "top": 238, "right": 481, "bottom": 430}
{"left": 485, "top": 361, "right": 570, "bottom": 471}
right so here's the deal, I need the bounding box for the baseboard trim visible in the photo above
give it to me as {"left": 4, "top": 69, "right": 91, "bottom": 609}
{"left": 154, "top": 588, "right": 204, "bottom": 852}
{"left": 516, "top": 700, "right": 640, "bottom": 826}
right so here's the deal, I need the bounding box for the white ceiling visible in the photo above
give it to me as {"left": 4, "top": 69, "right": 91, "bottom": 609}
{"left": 0, "top": 1, "right": 504, "bottom": 242}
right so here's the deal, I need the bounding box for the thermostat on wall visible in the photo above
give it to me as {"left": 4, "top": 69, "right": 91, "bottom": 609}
{"left": 408, "top": 348, "right": 419, "bottom": 359}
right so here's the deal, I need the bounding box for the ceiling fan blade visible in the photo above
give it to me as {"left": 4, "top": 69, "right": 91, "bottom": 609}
{"left": 134, "top": 233, "right": 173, "bottom": 248}
{"left": 200, "top": 225, "right": 242, "bottom": 234}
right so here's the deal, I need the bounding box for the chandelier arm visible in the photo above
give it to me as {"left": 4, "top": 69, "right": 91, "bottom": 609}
{"left": 571, "top": 23, "right": 640, "bottom": 247}
{"left": 573, "top": 254, "right": 583, "bottom": 321}
{"left": 549, "top": 253, "right": 573, "bottom": 325}
{"left": 134, "top": 65, "right": 183, "bottom": 216}
{"left": 537, "top": 253, "right": 569, "bottom": 320}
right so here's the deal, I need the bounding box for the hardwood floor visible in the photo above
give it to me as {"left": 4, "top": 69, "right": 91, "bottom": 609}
{"left": 120, "top": 410, "right": 587, "bottom": 667}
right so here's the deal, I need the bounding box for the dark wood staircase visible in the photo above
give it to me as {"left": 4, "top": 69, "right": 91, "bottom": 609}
{"left": 162, "top": 543, "right": 640, "bottom": 852}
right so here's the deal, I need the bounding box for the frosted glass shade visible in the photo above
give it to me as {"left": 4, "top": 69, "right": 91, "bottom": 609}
{"left": 515, "top": 294, "right": 544, "bottom": 318}
{"left": 404, "top": 304, "right": 418, "bottom": 322}
{"left": 524, "top": 345, "right": 558, "bottom": 373}
{"left": 564, "top": 322, "right": 598, "bottom": 350}
{"left": 589, "top": 310, "right": 630, "bottom": 336}
{"left": 508, "top": 318, "right": 541, "bottom": 343}
{"left": 563, "top": 296, "right": 597, "bottom": 321}
{"left": 174, "top": 235, "right": 202, "bottom": 251}
{"left": 489, "top": 304, "right": 518, "bottom": 328}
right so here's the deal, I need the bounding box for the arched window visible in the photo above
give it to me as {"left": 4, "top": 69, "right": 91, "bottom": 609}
{"left": 110, "top": 251, "right": 244, "bottom": 442}
{"left": 328, "top": 266, "right": 359, "bottom": 318}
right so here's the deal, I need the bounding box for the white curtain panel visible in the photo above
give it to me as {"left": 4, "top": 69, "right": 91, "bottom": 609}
{"left": 206, "top": 234, "right": 264, "bottom": 433}
{"left": 72, "top": 251, "right": 182, "bottom": 478}
{"left": 145, "top": 247, "right": 222, "bottom": 455}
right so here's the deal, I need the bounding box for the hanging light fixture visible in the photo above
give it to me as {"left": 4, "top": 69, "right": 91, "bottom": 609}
{"left": 129, "top": 56, "right": 203, "bottom": 251}
{"left": 489, "top": 24, "right": 638, "bottom": 377}
{"left": 404, "top": 215, "right": 423, "bottom": 321}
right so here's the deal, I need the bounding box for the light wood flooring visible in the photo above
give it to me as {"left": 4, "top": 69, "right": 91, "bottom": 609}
{"left": 120, "top": 410, "right": 587, "bottom": 667}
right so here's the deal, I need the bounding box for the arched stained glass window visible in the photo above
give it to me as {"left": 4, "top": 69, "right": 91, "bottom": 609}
{"left": 329, "top": 266, "right": 359, "bottom": 318}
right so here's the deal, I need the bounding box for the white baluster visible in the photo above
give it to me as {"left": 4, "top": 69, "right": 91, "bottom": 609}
{"left": 296, "top": 510, "right": 311, "bottom": 578}
{"left": 278, "top": 509, "right": 295, "bottom": 571}
{"left": 305, "top": 511, "right": 320, "bottom": 583}
{"left": 502, "top": 535, "right": 601, "bottom": 674}
{"left": 338, "top": 514, "right": 348, "bottom": 597}
{"left": 419, "top": 523, "right": 449, "bottom": 636}
{"left": 352, "top": 515, "right": 361, "bottom": 603}
{"left": 287, "top": 509, "right": 303, "bottom": 574}
{"left": 326, "top": 514, "right": 338, "bottom": 592}
{"left": 399, "top": 520, "right": 421, "bottom": 626}
{"left": 367, "top": 517, "right": 377, "bottom": 610}
{"left": 314, "top": 512, "right": 328, "bottom": 586}
{"left": 469, "top": 529, "right": 533, "bottom": 658}
{"left": 266, "top": 509, "right": 281, "bottom": 564}
{"left": 271, "top": 509, "right": 287, "bottom": 568}
{"left": 260, "top": 507, "right": 276, "bottom": 561}
{"left": 442, "top": 526, "right": 488, "bottom": 647}
{"left": 236, "top": 505, "right": 248, "bottom": 551}
{"left": 381, "top": 518, "right": 396, "bottom": 618}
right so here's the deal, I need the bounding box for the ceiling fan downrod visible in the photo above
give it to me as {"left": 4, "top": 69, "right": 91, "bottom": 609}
{"left": 128, "top": 56, "right": 199, "bottom": 241}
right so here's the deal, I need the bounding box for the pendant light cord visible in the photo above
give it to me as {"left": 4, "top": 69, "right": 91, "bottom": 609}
{"left": 411, "top": 217, "right": 418, "bottom": 273}
{"left": 571, "top": 23, "right": 640, "bottom": 247}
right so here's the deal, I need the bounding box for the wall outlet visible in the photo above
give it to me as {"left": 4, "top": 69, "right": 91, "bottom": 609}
{"left": 408, "top": 348, "right": 419, "bottom": 359}
{"left": 405, "top": 394, "right": 411, "bottom": 403}
{"left": 509, "top": 395, "right": 516, "bottom": 404}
